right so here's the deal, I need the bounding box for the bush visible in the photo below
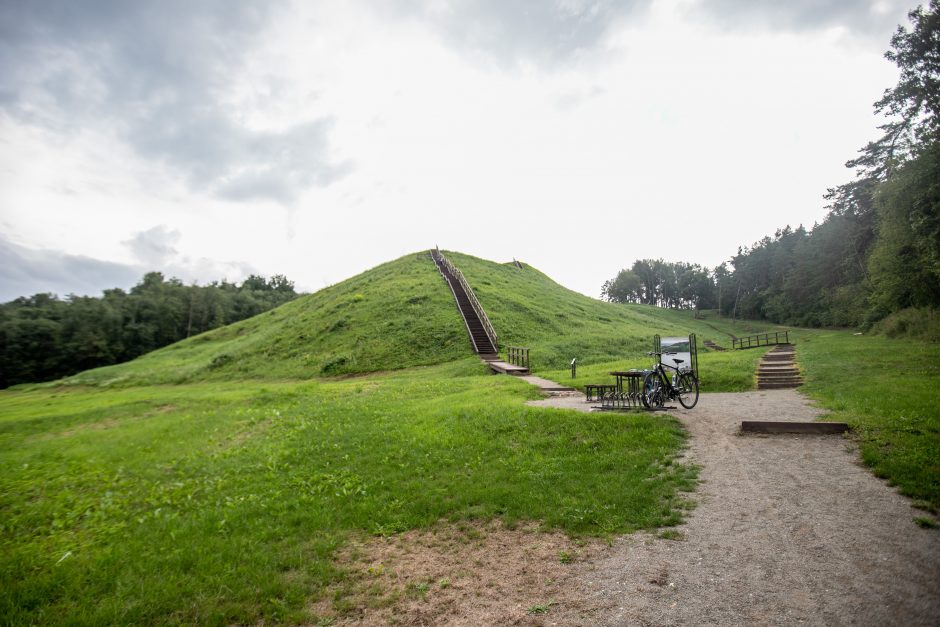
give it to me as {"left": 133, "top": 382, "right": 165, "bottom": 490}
{"left": 872, "top": 308, "right": 940, "bottom": 341}
{"left": 320, "top": 354, "right": 349, "bottom": 375}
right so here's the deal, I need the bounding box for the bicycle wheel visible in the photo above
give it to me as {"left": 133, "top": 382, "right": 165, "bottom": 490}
{"left": 677, "top": 373, "right": 699, "bottom": 409}
{"left": 643, "top": 372, "right": 664, "bottom": 408}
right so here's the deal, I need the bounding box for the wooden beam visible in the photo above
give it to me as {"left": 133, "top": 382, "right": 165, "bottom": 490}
{"left": 741, "top": 421, "right": 849, "bottom": 434}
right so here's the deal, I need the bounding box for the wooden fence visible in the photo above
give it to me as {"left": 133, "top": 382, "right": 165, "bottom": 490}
{"left": 506, "top": 346, "right": 529, "bottom": 369}
{"left": 732, "top": 331, "right": 790, "bottom": 349}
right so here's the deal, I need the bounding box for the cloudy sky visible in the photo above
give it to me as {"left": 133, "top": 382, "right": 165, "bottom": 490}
{"left": 0, "top": 0, "right": 914, "bottom": 301}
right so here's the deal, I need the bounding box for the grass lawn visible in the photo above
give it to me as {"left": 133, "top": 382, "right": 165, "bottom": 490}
{"left": 0, "top": 360, "right": 696, "bottom": 624}
{"left": 793, "top": 330, "right": 940, "bottom": 511}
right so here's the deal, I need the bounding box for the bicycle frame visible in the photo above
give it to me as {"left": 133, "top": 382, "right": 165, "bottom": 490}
{"left": 644, "top": 351, "right": 699, "bottom": 408}
{"left": 647, "top": 362, "right": 682, "bottom": 399}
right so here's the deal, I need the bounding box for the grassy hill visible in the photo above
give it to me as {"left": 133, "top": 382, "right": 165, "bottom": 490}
{"left": 58, "top": 252, "right": 471, "bottom": 386}
{"left": 53, "top": 250, "right": 777, "bottom": 388}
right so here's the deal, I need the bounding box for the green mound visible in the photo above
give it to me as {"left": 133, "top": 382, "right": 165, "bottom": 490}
{"left": 61, "top": 252, "right": 470, "bottom": 386}
{"left": 54, "top": 249, "right": 774, "bottom": 387}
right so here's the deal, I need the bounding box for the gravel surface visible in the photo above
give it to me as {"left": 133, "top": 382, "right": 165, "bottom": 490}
{"left": 536, "top": 390, "right": 940, "bottom": 626}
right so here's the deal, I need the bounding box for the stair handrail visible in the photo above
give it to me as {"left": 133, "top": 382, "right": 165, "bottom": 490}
{"left": 432, "top": 249, "right": 499, "bottom": 351}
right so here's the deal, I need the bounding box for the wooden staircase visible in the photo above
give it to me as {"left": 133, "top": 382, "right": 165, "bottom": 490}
{"left": 431, "top": 249, "right": 498, "bottom": 356}
{"left": 757, "top": 345, "right": 803, "bottom": 389}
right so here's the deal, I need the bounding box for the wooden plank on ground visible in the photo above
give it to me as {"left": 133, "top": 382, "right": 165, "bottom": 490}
{"left": 488, "top": 361, "right": 529, "bottom": 375}
{"left": 741, "top": 421, "right": 849, "bottom": 434}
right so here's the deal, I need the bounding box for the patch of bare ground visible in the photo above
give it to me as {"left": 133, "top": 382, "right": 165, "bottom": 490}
{"left": 309, "top": 520, "right": 606, "bottom": 625}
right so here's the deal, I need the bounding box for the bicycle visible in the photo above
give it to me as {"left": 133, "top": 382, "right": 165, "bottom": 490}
{"left": 642, "top": 351, "right": 699, "bottom": 409}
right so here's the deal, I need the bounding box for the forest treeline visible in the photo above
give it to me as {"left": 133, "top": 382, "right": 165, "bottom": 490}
{"left": 0, "top": 272, "right": 299, "bottom": 388}
{"left": 603, "top": 2, "right": 940, "bottom": 336}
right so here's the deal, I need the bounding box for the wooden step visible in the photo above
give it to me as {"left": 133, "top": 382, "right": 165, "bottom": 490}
{"left": 488, "top": 361, "right": 530, "bottom": 375}
{"left": 741, "top": 421, "right": 848, "bottom": 434}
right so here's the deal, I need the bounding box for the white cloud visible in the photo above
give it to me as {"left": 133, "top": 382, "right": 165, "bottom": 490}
{"left": 0, "top": 0, "right": 910, "bottom": 301}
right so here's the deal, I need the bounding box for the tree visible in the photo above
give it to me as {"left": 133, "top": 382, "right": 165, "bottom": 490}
{"left": 868, "top": 141, "right": 940, "bottom": 312}
{"left": 0, "top": 272, "right": 300, "bottom": 388}
{"left": 849, "top": 1, "right": 939, "bottom": 177}
{"left": 602, "top": 269, "right": 642, "bottom": 303}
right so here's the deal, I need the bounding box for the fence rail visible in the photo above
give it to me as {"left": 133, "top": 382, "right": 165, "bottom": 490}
{"left": 732, "top": 331, "right": 790, "bottom": 350}
{"left": 506, "top": 346, "right": 529, "bottom": 369}
{"left": 432, "top": 249, "right": 499, "bottom": 352}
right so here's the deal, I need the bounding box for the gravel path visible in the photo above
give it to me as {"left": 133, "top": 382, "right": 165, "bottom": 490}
{"left": 531, "top": 390, "right": 940, "bottom": 626}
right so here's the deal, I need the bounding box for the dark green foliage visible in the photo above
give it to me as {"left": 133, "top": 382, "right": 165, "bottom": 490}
{"left": 0, "top": 272, "right": 299, "bottom": 388}
{"left": 602, "top": 260, "right": 715, "bottom": 310}
{"left": 868, "top": 142, "right": 940, "bottom": 312}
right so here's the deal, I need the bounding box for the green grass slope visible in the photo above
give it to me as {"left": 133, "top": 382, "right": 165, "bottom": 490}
{"left": 58, "top": 252, "right": 471, "bottom": 386}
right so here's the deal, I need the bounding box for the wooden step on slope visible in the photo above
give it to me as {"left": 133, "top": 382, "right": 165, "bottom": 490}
{"left": 488, "top": 361, "right": 530, "bottom": 375}
{"left": 757, "top": 344, "right": 803, "bottom": 390}
{"left": 703, "top": 340, "right": 727, "bottom": 351}
{"left": 432, "top": 252, "right": 498, "bottom": 355}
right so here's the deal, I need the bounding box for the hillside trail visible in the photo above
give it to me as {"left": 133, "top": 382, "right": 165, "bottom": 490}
{"left": 530, "top": 390, "right": 940, "bottom": 626}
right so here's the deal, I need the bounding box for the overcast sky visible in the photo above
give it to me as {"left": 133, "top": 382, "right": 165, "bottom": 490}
{"left": 0, "top": 0, "right": 915, "bottom": 302}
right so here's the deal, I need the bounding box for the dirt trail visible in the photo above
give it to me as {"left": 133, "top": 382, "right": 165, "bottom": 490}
{"left": 541, "top": 391, "right": 940, "bottom": 626}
